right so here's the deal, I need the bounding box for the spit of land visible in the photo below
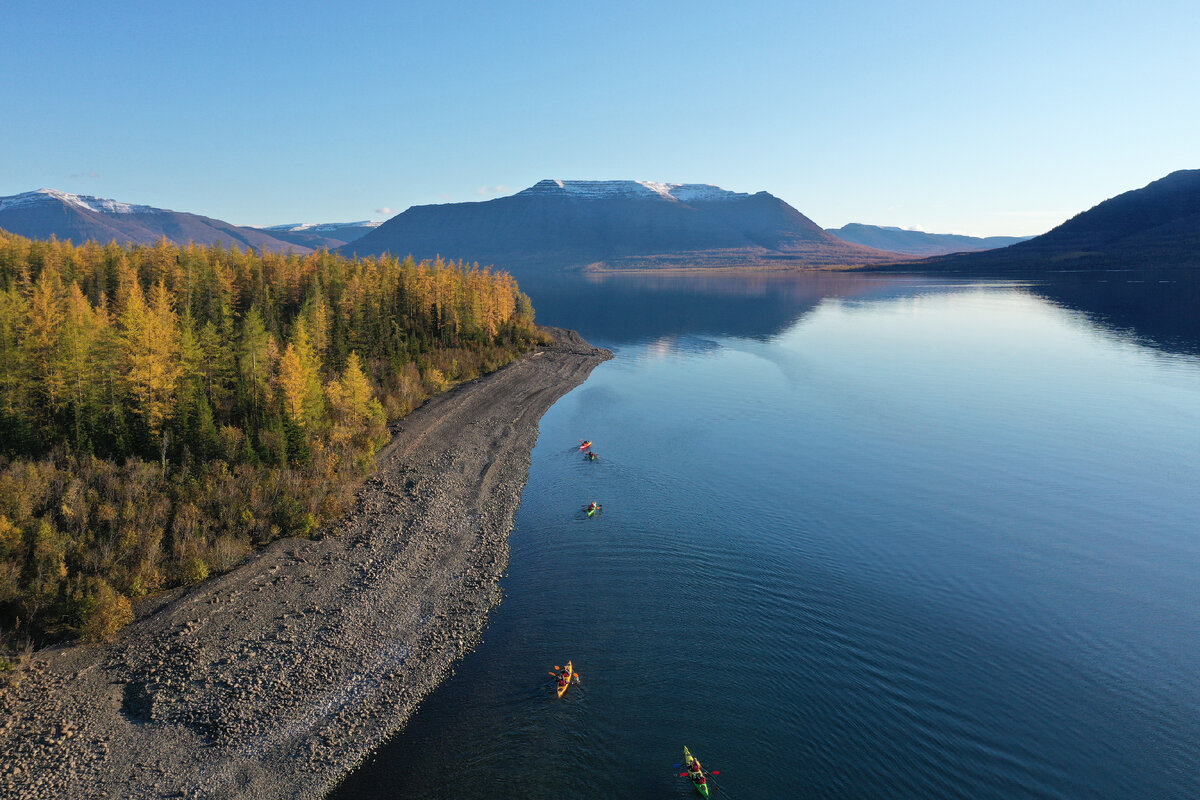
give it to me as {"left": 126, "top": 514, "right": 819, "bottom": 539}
{"left": 0, "top": 327, "right": 611, "bottom": 800}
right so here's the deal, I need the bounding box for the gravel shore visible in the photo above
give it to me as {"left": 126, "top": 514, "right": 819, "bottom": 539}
{"left": 0, "top": 327, "right": 611, "bottom": 800}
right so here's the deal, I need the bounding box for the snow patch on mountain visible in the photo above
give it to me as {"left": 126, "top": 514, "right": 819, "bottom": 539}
{"left": 0, "top": 188, "right": 164, "bottom": 215}
{"left": 264, "top": 221, "right": 384, "bottom": 232}
{"left": 519, "top": 180, "right": 748, "bottom": 203}
{"left": 664, "top": 184, "right": 749, "bottom": 203}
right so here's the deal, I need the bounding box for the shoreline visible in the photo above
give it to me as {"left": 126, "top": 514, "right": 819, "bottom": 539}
{"left": 0, "top": 327, "right": 612, "bottom": 800}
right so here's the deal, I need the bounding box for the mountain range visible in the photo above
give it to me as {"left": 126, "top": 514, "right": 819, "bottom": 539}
{"left": 0, "top": 189, "right": 311, "bottom": 254}
{"left": 338, "top": 180, "right": 908, "bottom": 273}
{"left": 826, "top": 224, "right": 1031, "bottom": 255}
{"left": 4, "top": 171, "right": 1197, "bottom": 278}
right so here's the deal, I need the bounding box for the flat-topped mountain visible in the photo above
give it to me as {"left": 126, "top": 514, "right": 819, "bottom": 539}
{"left": 339, "top": 180, "right": 905, "bottom": 273}
{"left": 894, "top": 170, "right": 1200, "bottom": 272}
{"left": 827, "top": 223, "right": 1032, "bottom": 255}
{"left": 254, "top": 220, "right": 382, "bottom": 250}
{"left": 0, "top": 189, "right": 310, "bottom": 253}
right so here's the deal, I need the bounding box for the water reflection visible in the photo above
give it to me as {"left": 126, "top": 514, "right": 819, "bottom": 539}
{"left": 1020, "top": 269, "right": 1200, "bottom": 357}
{"left": 520, "top": 269, "right": 1200, "bottom": 358}
{"left": 519, "top": 271, "right": 928, "bottom": 345}
{"left": 333, "top": 266, "right": 1200, "bottom": 800}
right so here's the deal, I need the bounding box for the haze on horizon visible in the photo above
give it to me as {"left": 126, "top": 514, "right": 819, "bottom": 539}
{"left": 2, "top": 0, "right": 1195, "bottom": 238}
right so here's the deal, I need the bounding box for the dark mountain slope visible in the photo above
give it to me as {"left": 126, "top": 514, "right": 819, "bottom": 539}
{"left": 887, "top": 170, "right": 1200, "bottom": 272}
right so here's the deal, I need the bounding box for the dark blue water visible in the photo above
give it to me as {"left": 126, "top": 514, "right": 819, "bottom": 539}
{"left": 333, "top": 272, "right": 1200, "bottom": 799}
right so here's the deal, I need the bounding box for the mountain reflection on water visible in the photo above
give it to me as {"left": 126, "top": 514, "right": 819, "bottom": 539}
{"left": 518, "top": 271, "right": 919, "bottom": 344}
{"left": 522, "top": 269, "right": 1200, "bottom": 358}
{"left": 1021, "top": 269, "right": 1200, "bottom": 357}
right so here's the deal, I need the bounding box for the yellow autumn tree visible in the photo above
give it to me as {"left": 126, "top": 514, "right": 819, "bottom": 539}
{"left": 326, "top": 351, "right": 387, "bottom": 463}
{"left": 121, "top": 279, "right": 183, "bottom": 438}
{"left": 277, "top": 319, "right": 324, "bottom": 428}
{"left": 23, "top": 266, "right": 67, "bottom": 417}
{"left": 61, "top": 282, "right": 105, "bottom": 446}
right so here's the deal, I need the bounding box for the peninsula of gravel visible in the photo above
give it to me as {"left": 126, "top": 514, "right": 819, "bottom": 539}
{"left": 0, "top": 327, "right": 611, "bottom": 800}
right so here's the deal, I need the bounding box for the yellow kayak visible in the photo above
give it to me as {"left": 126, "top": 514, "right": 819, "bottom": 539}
{"left": 556, "top": 661, "right": 578, "bottom": 698}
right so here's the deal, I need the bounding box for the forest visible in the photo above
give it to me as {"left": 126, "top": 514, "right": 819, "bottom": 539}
{"left": 0, "top": 231, "right": 543, "bottom": 652}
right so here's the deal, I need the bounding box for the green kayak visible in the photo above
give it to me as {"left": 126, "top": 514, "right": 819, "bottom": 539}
{"left": 682, "top": 746, "right": 710, "bottom": 798}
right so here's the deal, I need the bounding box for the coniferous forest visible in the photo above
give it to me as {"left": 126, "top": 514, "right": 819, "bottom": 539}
{"left": 0, "top": 231, "right": 542, "bottom": 646}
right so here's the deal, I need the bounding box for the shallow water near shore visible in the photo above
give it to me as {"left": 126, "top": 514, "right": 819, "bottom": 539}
{"left": 332, "top": 271, "right": 1200, "bottom": 800}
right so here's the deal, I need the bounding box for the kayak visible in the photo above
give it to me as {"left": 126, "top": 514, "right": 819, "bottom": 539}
{"left": 579, "top": 440, "right": 592, "bottom": 450}
{"left": 683, "top": 746, "right": 710, "bottom": 798}
{"left": 586, "top": 504, "right": 601, "bottom": 517}
{"left": 557, "top": 661, "right": 576, "bottom": 698}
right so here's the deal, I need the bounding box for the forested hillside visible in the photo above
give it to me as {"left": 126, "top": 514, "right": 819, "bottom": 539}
{"left": 0, "top": 231, "right": 540, "bottom": 648}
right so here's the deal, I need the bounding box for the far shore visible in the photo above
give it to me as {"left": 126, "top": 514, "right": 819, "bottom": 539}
{"left": 0, "top": 327, "right": 611, "bottom": 800}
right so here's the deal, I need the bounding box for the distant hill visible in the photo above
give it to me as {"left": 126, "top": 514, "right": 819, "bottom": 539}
{"left": 884, "top": 170, "right": 1200, "bottom": 272}
{"left": 339, "top": 180, "right": 906, "bottom": 275}
{"left": 0, "top": 189, "right": 310, "bottom": 253}
{"left": 827, "top": 223, "right": 1031, "bottom": 255}
{"left": 253, "top": 220, "right": 382, "bottom": 250}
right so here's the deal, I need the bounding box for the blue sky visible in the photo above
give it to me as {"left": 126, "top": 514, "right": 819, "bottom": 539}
{"left": 2, "top": 0, "right": 1196, "bottom": 236}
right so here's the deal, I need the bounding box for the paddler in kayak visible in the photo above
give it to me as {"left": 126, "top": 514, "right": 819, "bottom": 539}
{"left": 586, "top": 451, "right": 598, "bottom": 461}
{"left": 585, "top": 502, "right": 601, "bottom": 516}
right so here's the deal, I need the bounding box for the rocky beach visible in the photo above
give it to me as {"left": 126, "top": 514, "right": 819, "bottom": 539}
{"left": 0, "top": 327, "right": 610, "bottom": 800}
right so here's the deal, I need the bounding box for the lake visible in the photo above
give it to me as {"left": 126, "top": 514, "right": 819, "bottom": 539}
{"left": 332, "top": 271, "right": 1200, "bottom": 799}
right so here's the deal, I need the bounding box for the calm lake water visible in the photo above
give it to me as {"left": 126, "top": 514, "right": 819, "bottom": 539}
{"left": 333, "top": 272, "right": 1200, "bottom": 800}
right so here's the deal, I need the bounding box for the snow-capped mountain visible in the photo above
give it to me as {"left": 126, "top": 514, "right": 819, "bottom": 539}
{"left": 340, "top": 179, "right": 906, "bottom": 275}
{"left": 264, "top": 221, "right": 383, "bottom": 233}
{"left": 253, "top": 220, "right": 383, "bottom": 249}
{"left": 0, "top": 189, "right": 310, "bottom": 253}
{"left": 0, "top": 188, "right": 166, "bottom": 216}
{"left": 516, "top": 179, "right": 749, "bottom": 203}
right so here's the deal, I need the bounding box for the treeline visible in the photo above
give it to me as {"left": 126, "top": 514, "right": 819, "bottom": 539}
{"left": 0, "top": 231, "right": 542, "bottom": 646}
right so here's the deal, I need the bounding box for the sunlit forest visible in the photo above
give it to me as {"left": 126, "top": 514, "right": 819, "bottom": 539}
{"left": 0, "top": 231, "right": 542, "bottom": 647}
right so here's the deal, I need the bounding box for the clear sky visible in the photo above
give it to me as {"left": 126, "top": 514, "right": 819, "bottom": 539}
{"left": 2, "top": 0, "right": 1196, "bottom": 236}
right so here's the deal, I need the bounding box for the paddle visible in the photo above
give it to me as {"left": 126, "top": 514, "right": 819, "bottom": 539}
{"left": 674, "top": 763, "right": 718, "bottom": 776}
{"left": 549, "top": 667, "right": 582, "bottom": 689}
